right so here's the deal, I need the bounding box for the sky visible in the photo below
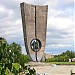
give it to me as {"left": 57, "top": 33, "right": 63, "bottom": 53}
{"left": 0, "top": 0, "right": 74, "bottom": 55}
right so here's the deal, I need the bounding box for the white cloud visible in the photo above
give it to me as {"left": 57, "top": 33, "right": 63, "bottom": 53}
{"left": 48, "top": 8, "right": 73, "bottom": 18}
{"left": 46, "top": 36, "right": 74, "bottom": 46}
{"left": 47, "top": 17, "right": 73, "bottom": 30}
{"left": 3, "top": 0, "right": 60, "bottom": 8}
{"left": 64, "top": 0, "right": 74, "bottom": 4}
{"left": 47, "top": 7, "right": 74, "bottom": 35}
{"left": 47, "top": 44, "right": 72, "bottom": 48}
{"left": 6, "top": 0, "right": 35, "bottom": 5}
{"left": 0, "top": 5, "right": 6, "bottom": 12}
{"left": 0, "top": 5, "right": 14, "bottom": 19}
{"left": 0, "top": 19, "right": 23, "bottom": 41}
{"left": 47, "top": 31, "right": 74, "bottom": 40}
{"left": 44, "top": 0, "right": 59, "bottom": 7}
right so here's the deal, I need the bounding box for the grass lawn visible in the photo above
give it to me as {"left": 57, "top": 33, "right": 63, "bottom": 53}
{"left": 47, "top": 62, "right": 75, "bottom": 65}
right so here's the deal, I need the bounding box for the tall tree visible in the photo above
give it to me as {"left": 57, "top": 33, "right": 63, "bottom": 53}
{"left": 0, "top": 37, "right": 10, "bottom": 63}
{"left": 10, "top": 42, "right": 21, "bottom": 63}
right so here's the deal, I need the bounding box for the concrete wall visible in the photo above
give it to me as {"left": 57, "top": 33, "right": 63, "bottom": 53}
{"left": 20, "top": 2, "right": 48, "bottom": 61}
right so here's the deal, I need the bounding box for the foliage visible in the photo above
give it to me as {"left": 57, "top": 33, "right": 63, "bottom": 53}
{"left": 0, "top": 37, "right": 35, "bottom": 75}
{"left": 10, "top": 42, "right": 22, "bottom": 63}
{"left": 0, "top": 37, "right": 22, "bottom": 64}
{"left": 0, "top": 63, "right": 20, "bottom": 75}
{"left": 46, "top": 50, "right": 75, "bottom": 62}
{"left": 19, "top": 65, "right": 36, "bottom": 75}
{"left": 19, "top": 54, "right": 30, "bottom": 67}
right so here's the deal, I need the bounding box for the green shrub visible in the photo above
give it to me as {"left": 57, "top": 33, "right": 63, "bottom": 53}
{"left": 0, "top": 37, "right": 35, "bottom": 75}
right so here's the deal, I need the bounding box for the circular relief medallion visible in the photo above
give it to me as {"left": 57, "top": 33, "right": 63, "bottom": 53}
{"left": 30, "top": 38, "right": 42, "bottom": 52}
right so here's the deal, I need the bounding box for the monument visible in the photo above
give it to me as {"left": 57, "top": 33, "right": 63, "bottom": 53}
{"left": 20, "top": 2, "right": 48, "bottom": 61}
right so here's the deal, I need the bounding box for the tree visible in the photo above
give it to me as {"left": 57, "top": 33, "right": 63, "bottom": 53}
{"left": 0, "top": 37, "right": 35, "bottom": 75}
{"left": 46, "top": 50, "right": 75, "bottom": 62}
{"left": 0, "top": 37, "right": 10, "bottom": 63}
{"left": 19, "top": 54, "right": 30, "bottom": 67}
{"left": 0, "top": 37, "right": 13, "bottom": 74}
{"left": 0, "top": 38, "right": 22, "bottom": 74}
{"left": 10, "top": 42, "right": 21, "bottom": 63}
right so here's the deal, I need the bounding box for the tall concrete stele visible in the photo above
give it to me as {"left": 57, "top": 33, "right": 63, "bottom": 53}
{"left": 20, "top": 2, "right": 48, "bottom": 62}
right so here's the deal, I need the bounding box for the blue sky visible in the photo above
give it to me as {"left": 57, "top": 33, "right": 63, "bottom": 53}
{"left": 0, "top": 0, "right": 74, "bottom": 55}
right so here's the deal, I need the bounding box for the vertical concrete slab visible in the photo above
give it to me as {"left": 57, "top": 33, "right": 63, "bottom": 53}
{"left": 20, "top": 2, "right": 48, "bottom": 61}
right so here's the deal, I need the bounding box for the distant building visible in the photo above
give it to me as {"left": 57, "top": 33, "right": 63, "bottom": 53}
{"left": 42, "top": 53, "right": 54, "bottom": 61}
{"left": 44, "top": 53, "right": 54, "bottom": 59}
{"left": 72, "top": 58, "right": 75, "bottom": 62}
{"left": 69, "top": 58, "right": 75, "bottom": 62}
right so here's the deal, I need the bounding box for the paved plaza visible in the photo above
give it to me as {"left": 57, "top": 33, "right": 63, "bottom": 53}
{"left": 26, "top": 62, "right": 75, "bottom": 75}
